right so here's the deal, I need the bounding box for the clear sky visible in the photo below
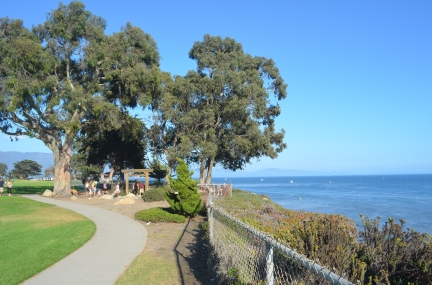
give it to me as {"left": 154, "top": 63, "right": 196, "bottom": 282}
{"left": 2, "top": 0, "right": 431, "bottom": 175}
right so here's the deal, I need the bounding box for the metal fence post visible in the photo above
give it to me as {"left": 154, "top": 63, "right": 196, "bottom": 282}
{"left": 266, "top": 242, "right": 274, "bottom": 285}
{"left": 209, "top": 206, "right": 214, "bottom": 243}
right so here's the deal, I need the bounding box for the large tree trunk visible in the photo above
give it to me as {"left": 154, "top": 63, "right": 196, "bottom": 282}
{"left": 163, "top": 157, "right": 176, "bottom": 186}
{"left": 98, "top": 165, "right": 105, "bottom": 182}
{"left": 164, "top": 163, "right": 173, "bottom": 185}
{"left": 199, "top": 157, "right": 206, "bottom": 185}
{"left": 204, "top": 157, "right": 215, "bottom": 184}
{"left": 109, "top": 166, "right": 115, "bottom": 182}
{"left": 52, "top": 141, "right": 72, "bottom": 197}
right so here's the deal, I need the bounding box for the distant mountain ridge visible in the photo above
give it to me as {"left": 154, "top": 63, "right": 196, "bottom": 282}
{"left": 0, "top": 151, "right": 323, "bottom": 178}
{"left": 0, "top": 151, "right": 53, "bottom": 175}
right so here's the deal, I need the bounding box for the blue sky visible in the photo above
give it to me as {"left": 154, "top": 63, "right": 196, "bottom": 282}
{"left": 2, "top": 0, "right": 431, "bottom": 175}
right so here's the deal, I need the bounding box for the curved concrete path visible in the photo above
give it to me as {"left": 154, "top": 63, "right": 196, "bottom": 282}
{"left": 21, "top": 195, "right": 147, "bottom": 285}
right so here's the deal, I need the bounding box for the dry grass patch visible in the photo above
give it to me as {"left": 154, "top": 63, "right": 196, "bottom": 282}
{"left": 116, "top": 215, "right": 213, "bottom": 285}
{"left": 116, "top": 223, "right": 181, "bottom": 285}
{"left": 1, "top": 206, "right": 87, "bottom": 229}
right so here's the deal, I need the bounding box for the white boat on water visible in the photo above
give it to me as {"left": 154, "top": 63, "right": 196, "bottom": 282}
{"left": 290, "top": 180, "right": 293, "bottom": 183}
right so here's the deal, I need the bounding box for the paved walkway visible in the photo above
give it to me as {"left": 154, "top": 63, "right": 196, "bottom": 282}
{"left": 21, "top": 195, "right": 148, "bottom": 285}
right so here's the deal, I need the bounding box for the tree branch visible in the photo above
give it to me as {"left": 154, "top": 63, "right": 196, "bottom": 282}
{"left": 24, "top": 94, "right": 48, "bottom": 121}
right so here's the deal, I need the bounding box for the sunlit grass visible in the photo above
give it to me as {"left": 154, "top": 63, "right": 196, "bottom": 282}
{"left": 5, "top": 179, "right": 82, "bottom": 194}
{"left": 0, "top": 196, "right": 96, "bottom": 285}
{"left": 116, "top": 254, "right": 179, "bottom": 285}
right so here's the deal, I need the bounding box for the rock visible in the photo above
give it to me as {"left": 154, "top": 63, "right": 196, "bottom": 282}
{"left": 100, "top": 195, "right": 113, "bottom": 200}
{"left": 126, "top": 193, "right": 136, "bottom": 198}
{"left": 42, "top": 190, "right": 53, "bottom": 197}
{"left": 114, "top": 197, "right": 135, "bottom": 205}
{"left": 71, "top": 196, "right": 78, "bottom": 200}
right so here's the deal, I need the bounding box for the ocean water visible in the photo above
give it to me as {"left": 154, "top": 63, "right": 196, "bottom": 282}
{"left": 211, "top": 174, "right": 432, "bottom": 234}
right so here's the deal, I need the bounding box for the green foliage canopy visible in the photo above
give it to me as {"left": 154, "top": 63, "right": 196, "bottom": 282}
{"left": 0, "top": 162, "right": 7, "bottom": 176}
{"left": 149, "top": 35, "right": 287, "bottom": 184}
{"left": 147, "top": 157, "right": 168, "bottom": 183}
{"left": 11, "top": 159, "right": 42, "bottom": 179}
{"left": 0, "top": 1, "right": 161, "bottom": 195}
{"left": 77, "top": 111, "right": 147, "bottom": 180}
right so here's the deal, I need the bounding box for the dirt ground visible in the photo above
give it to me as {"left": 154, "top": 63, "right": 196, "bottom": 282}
{"left": 52, "top": 193, "right": 217, "bottom": 284}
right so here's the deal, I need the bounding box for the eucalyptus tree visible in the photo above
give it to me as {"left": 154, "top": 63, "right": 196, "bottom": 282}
{"left": 188, "top": 35, "right": 287, "bottom": 183}
{"left": 0, "top": 2, "right": 161, "bottom": 195}
{"left": 148, "top": 72, "right": 217, "bottom": 184}
{"left": 151, "top": 35, "right": 287, "bottom": 184}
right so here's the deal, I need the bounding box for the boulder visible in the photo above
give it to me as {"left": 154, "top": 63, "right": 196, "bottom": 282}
{"left": 114, "top": 197, "right": 135, "bottom": 205}
{"left": 42, "top": 189, "right": 53, "bottom": 197}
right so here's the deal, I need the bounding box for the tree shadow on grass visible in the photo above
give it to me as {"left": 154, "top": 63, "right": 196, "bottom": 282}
{"left": 172, "top": 213, "right": 219, "bottom": 285}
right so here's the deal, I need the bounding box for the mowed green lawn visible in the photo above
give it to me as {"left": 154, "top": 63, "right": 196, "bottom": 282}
{"left": 5, "top": 179, "right": 83, "bottom": 195}
{"left": 0, "top": 196, "right": 96, "bottom": 285}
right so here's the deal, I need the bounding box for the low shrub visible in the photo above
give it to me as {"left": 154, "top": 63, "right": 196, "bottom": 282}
{"left": 142, "top": 187, "right": 167, "bottom": 202}
{"left": 214, "top": 189, "right": 432, "bottom": 284}
{"left": 357, "top": 215, "right": 432, "bottom": 285}
{"left": 135, "top": 207, "right": 186, "bottom": 223}
{"left": 216, "top": 189, "right": 358, "bottom": 274}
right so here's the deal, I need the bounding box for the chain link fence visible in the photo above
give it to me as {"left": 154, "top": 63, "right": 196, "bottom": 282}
{"left": 198, "top": 183, "right": 232, "bottom": 198}
{"left": 207, "top": 193, "right": 355, "bottom": 285}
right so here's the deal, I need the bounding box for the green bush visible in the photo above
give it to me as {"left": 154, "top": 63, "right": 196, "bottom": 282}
{"left": 135, "top": 207, "right": 186, "bottom": 223}
{"left": 165, "top": 158, "right": 202, "bottom": 217}
{"left": 142, "top": 187, "right": 167, "bottom": 202}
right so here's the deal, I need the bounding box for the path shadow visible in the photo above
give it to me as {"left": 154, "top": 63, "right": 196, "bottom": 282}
{"left": 173, "top": 213, "right": 219, "bottom": 285}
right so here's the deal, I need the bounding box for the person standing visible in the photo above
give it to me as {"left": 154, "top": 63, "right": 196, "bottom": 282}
{"left": 103, "top": 181, "right": 108, "bottom": 195}
{"left": 138, "top": 181, "right": 144, "bottom": 195}
{"left": 85, "top": 181, "right": 90, "bottom": 196}
{"left": 92, "top": 180, "right": 97, "bottom": 197}
{"left": 0, "top": 177, "right": 4, "bottom": 196}
{"left": 133, "top": 181, "right": 138, "bottom": 196}
{"left": 114, "top": 183, "right": 120, "bottom": 196}
{"left": 7, "top": 179, "right": 13, "bottom": 196}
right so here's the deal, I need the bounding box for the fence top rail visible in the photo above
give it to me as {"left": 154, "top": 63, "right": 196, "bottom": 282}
{"left": 209, "top": 204, "right": 355, "bottom": 285}
{"left": 120, "top": 169, "right": 153, "bottom": 173}
{"left": 197, "top": 183, "right": 232, "bottom": 186}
